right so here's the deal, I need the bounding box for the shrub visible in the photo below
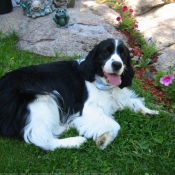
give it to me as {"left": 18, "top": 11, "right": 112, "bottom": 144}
{"left": 116, "top": 6, "right": 156, "bottom": 68}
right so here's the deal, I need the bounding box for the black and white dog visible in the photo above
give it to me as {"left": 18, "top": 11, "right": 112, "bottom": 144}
{"left": 0, "top": 39, "right": 158, "bottom": 150}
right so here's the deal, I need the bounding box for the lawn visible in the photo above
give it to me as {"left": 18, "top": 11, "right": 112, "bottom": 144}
{"left": 0, "top": 32, "right": 175, "bottom": 174}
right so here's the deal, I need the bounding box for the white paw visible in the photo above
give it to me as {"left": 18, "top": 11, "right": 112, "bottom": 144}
{"left": 69, "top": 136, "right": 87, "bottom": 148}
{"left": 150, "top": 110, "right": 159, "bottom": 115}
{"left": 140, "top": 108, "right": 159, "bottom": 116}
{"left": 96, "top": 132, "right": 114, "bottom": 150}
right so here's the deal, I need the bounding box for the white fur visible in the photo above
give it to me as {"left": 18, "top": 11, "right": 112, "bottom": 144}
{"left": 70, "top": 81, "right": 158, "bottom": 149}
{"left": 23, "top": 81, "right": 158, "bottom": 150}
{"left": 24, "top": 95, "right": 87, "bottom": 150}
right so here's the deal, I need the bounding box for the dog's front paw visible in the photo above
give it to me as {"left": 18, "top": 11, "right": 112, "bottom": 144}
{"left": 96, "top": 132, "right": 114, "bottom": 150}
{"left": 63, "top": 136, "right": 87, "bottom": 148}
{"left": 140, "top": 108, "right": 159, "bottom": 116}
{"left": 71, "top": 136, "right": 87, "bottom": 148}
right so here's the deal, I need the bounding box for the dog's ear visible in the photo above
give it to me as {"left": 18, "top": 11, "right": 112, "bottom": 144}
{"left": 119, "top": 46, "right": 135, "bottom": 89}
{"left": 79, "top": 44, "right": 99, "bottom": 82}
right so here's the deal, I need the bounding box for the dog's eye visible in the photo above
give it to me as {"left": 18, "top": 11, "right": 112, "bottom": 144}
{"left": 121, "top": 52, "right": 125, "bottom": 56}
{"left": 103, "top": 50, "right": 109, "bottom": 55}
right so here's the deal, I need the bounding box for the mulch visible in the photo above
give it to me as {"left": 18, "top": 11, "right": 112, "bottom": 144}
{"left": 120, "top": 30, "right": 172, "bottom": 110}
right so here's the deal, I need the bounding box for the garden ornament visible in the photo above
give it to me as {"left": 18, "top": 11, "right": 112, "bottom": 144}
{"left": 53, "top": 0, "right": 75, "bottom": 8}
{"left": 53, "top": 0, "right": 67, "bottom": 7}
{"left": 20, "top": 0, "right": 55, "bottom": 18}
{"left": 53, "top": 8, "right": 70, "bottom": 28}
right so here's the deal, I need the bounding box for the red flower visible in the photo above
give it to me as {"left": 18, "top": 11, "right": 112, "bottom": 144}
{"left": 134, "top": 24, "right": 138, "bottom": 28}
{"left": 129, "top": 9, "right": 133, "bottom": 13}
{"left": 122, "top": 6, "right": 128, "bottom": 12}
{"left": 116, "top": 17, "right": 121, "bottom": 21}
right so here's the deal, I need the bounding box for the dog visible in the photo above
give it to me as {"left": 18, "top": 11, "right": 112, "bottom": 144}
{"left": 0, "top": 38, "right": 158, "bottom": 150}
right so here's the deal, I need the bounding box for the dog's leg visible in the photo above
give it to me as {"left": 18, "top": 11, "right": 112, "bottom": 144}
{"left": 70, "top": 106, "right": 121, "bottom": 149}
{"left": 95, "top": 131, "right": 116, "bottom": 149}
{"left": 113, "top": 88, "right": 159, "bottom": 116}
{"left": 49, "top": 137, "right": 87, "bottom": 150}
{"left": 125, "top": 98, "right": 159, "bottom": 116}
{"left": 23, "top": 95, "right": 86, "bottom": 150}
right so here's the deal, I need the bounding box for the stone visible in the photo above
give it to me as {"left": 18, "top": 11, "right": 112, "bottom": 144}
{"left": 154, "top": 44, "right": 175, "bottom": 73}
{"left": 136, "top": 3, "right": 175, "bottom": 74}
{"left": 163, "top": 0, "right": 175, "bottom": 3}
{"left": 142, "top": 72, "right": 156, "bottom": 80}
{"left": 0, "top": 0, "right": 127, "bottom": 57}
{"left": 118, "top": 0, "right": 164, "bottom": 15}
{"left": 0, "top": 7, "right": 26, "bottom": 35}
{"left": 132, "top": 56, "right": 140, "bottom": 62}
{"left": 137, "top": 3, "right": 175, "bottom": 51}
{"left": 118, "top": 0, "right": 175, "bottom": 15}
{"left": 82, "top": 1, "right": 119, "bottom": 26}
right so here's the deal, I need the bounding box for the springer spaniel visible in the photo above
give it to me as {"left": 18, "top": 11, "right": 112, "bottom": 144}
{"left": 0, "top": 39, "right": 158, "bottom": 150}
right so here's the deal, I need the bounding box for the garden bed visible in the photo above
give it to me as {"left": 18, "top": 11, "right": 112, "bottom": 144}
{"left": 119, "top": 29, "right": 174, "bottom": 113}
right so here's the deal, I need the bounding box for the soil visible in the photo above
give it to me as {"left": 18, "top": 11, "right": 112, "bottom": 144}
{"left": 120, "top": 30, "right": 172, "bottom": 110}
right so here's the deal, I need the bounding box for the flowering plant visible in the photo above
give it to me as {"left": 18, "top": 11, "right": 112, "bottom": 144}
{"left": 116, "top": 6, "right": 138, "bottom": 33}
{"left": 160, "top": 75, "right": 175, "bottom": 104}
{"left": 160, "top": 75, "right": 174, "bottom": 86}
{"left": 116, "top": 6, "right": 156, "bottom": 69}
{"left": 154, "top": 70, "right": 175, "bottom": 109}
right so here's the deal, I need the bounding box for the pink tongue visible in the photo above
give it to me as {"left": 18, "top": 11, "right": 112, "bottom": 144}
{"left": 104, "top": 72, "right": 121, "bottom": 86}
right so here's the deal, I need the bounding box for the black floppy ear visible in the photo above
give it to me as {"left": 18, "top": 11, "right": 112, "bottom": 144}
{"left": 119, "top": 46, "right": 135, "bottom": 89}
{"left": 119, "top": 66, "right": 134, "bottom": 89}
{"left": 79, "top": 45, "right": 98, "bottom": 82}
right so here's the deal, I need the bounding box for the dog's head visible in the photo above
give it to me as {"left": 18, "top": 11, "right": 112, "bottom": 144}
{"left": 79, "top": 38, "right": 134, "bottom": 89}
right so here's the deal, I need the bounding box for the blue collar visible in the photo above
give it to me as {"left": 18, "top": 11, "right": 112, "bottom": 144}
{"left": 77, "top": 56, "right": 86, "bottom": 64}
{"left": 77, "top": 56, "right": 117, "bottom": 91}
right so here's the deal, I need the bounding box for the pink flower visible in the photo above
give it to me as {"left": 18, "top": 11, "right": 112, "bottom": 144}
{"left": 160, "top": 75, "right": 175, "bottom": 86}
{"left": 116, "top": 16, "right": 121, "bottom": 21}
{"left": 122, "top": 6, "right": 128, "bottom": 12}
{"left": 148, "top": 37, "right": 152, "bottom": 41}
{"left": 129, "top": 9, "right": 133, "bottom": 13}
{"left": 134, "top": 24, "right": 138, "bottom": 28}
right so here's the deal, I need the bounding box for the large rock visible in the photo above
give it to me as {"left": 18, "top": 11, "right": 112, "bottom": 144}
{"left": 154, "top": 44, "right": 175, "bottom": 73}
{"left": 137, "top": 3, "right": 175, "bottom": 50}
{"left": 136, "top": 3, "right": 175, "bottom": 72}
{"left": 0, "top": 0, "right": 127, "bottom": 57}
{"left": 82, "top": 1, "right": 118, "bottom": 26}
{"left": 118, "top": 0, "right": 175, "bottom": 15}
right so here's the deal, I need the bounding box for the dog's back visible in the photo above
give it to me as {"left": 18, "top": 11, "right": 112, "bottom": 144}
{"left": 0, "top": 60, "right": 88, "bottom": 138}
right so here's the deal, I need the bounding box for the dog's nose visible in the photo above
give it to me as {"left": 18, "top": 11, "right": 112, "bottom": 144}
{"left": 112, "top": 61, "right": 122, "bottom": 71}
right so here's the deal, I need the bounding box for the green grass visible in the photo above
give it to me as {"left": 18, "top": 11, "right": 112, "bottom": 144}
{"left": 0, "top": 33, "right": 175, "bottom": 174}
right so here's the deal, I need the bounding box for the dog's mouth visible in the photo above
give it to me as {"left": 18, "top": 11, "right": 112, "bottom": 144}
{"left": 103, "top": 71, "right": 121, "bottom": 86}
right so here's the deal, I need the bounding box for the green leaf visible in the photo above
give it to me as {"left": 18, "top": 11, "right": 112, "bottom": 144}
{"left": 154, "top": 136, "right": 164, "bottom": 144}
{"left": 138, "top": 141, "right": 149, "bottom": 149}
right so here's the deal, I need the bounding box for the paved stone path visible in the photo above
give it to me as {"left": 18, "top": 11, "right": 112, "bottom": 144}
{"left": 0, "top": 0, "right": 175, "bottom": 73}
